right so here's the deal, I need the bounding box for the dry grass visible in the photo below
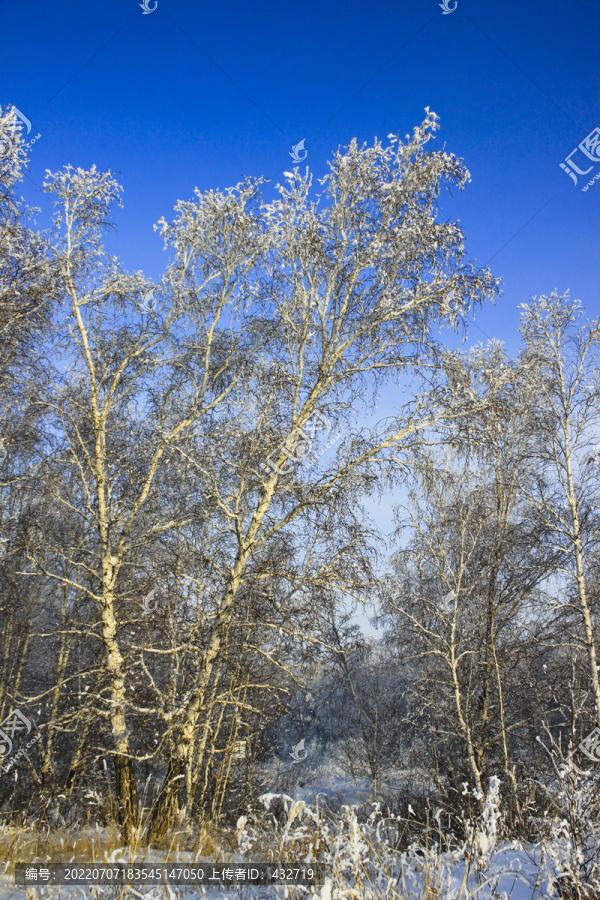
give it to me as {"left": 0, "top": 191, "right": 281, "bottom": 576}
{"left": 0, "top": 818, "right": 234, "bottom": 892}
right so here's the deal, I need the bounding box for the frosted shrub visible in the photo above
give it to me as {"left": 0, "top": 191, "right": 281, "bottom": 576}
{"left": 463, "top": 777, "right": 503, "bottom": 873}
{"left": 233, "top": 779, "right": 517, "bottom": 899}
{"left": 537, "top": 756, "right": 600, "bottom": 899}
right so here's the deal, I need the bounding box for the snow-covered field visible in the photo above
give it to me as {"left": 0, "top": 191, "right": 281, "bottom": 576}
{"left": 0, "top": 788, "right": 577, "bottom": 900}
{"left": 2, "top": 754, "right": 597, "bottom": 899}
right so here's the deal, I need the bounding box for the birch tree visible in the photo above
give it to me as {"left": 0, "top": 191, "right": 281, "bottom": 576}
{"left": 520, "top": 293, "right": 600, "bottom": 728}
{"left": 384, "top": 343, "right": 558, "bottom": 818}
{"left": 36, "top": 166, "right": 265, "bottom": 841}
{"left": 145, "top": 109, "right": 500, "bottom": 842}
{"left": 0, "top": 107, "right": 58, "bottom": 811}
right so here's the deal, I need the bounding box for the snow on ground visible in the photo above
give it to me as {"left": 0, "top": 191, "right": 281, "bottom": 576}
{"left": 0, "top": 761, "right": 586, "bottom": 898}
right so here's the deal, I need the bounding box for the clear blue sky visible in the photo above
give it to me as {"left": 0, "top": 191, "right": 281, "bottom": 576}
{"left": 2, "top": 0, "right": 599, "bottom": 357}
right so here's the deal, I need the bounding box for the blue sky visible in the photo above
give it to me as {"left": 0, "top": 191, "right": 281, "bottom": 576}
{"left": 2, "top": 0, "right": 598, "bottom": 357}
{"left": 2, "top": 0, "right": 599, "bottom": 628}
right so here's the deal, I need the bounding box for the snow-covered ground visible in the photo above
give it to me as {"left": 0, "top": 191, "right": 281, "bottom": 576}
{"left": 1, "top": 759, "right": 596, "bottom": 899}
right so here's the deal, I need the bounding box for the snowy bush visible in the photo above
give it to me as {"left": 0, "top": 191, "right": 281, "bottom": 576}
{"left": 230, "top": 778, "right": 537, "bottom": 899}
{"left": 535, "top": 754, "right": 600, "bottom": 899}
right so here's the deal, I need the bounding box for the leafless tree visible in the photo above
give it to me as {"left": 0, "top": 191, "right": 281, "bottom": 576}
{"left": 520, "top": 293, "right": 600, "bottom": 728}
{"left": 383, "top": 342, "right": 560, "bottom": 822}
{"left": 144, "top": 110, "right": 499, "bottom": 843}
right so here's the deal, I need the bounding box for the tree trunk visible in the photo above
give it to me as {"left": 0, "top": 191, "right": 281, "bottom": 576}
{"left": 450, "top": 630, "right": 484, "bottom": 803}
{"left": 564, "top": 426, "right": 600, "bottom": 727}
{"left": 101, "top": 572, "right": 138, "bottom": 842}
{"left": 146, "top": 545, "right": 252, "bottom": 844}
{"left": 145, "top": 757, "right": 185, "bottom": 845}
{"left": 114, "top": 753, "right": 139, "bottom": 841}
